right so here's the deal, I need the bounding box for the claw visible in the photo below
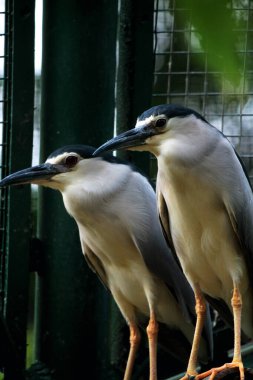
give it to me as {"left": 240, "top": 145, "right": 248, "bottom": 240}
{"left": 179, "top": 372, "right": 197, "bottom": 380}
{"left": 188, "top": 375, "right": 196, "bottom": 380}
{"left": 194, "top": 362, "right": 244, "bottom": 380}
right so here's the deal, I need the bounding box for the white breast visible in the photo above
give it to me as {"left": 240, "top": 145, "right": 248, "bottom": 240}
{"left": 156, "top": 122, "right": 253, "bottom": 337}
{"left": 76, "top": 216, "right": 194, "bottom": 342}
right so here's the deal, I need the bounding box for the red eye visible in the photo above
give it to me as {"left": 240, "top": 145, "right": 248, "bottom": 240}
{"left": 155, "top": 118, "right": 167, "bottom": 128}
{"left": 65, "top": 155, "right": 78, "bottom": 168}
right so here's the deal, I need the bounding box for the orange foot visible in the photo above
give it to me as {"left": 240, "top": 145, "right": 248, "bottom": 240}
{"left": 195, "top": 361, "right": 244, "bottom": 380}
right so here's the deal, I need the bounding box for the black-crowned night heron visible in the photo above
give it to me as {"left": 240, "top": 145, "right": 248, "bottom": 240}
{"left": 94, "top": 104, "right": 253, "bottom": 380}
{"left": 0, "top": 145, "right": 212, "bottom": 380}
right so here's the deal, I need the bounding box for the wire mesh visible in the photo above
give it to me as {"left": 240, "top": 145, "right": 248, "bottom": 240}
{"left": 0, "top": 0, "right": 11, "bottom": 312}
{"left": 152, "top": 0, "right": 253, "bottom": 183}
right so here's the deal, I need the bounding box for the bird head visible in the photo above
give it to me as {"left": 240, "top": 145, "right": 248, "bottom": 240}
{"left": 0, "top": 145, "right": 98, "bottom": 191}
{"left": 94, "top": 104, "right": 208, "bottom": 156}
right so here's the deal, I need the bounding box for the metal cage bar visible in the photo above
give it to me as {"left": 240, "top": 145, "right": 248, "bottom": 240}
{"left": 0, "top": 0, "right": 11, "bottom": 316}
{"left": 0, "top": 0, "right": 35, "bottom": 377}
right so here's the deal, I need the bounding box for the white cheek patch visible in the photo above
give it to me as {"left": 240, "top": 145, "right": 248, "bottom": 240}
{"left": 136, "top": 114, "right": 167, "bottom": 129}
{"left": 135, "top": 115, "right": 155, "bottom": 128}
{"left": 46, "top": 152, "right": 79, "bottom": 165}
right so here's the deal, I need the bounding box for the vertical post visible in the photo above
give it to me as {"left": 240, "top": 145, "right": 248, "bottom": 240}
{"left": 38, "top": 1, "right": 117, "bottom": 379}
{"left": 116, "top": 0, "right": 154, "bottom": 174}
{"left": 4, "top": 0, "right": 35, "bottom": 378}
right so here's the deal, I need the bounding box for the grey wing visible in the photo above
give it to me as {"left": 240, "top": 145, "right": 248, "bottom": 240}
{"left": 82, "top": 242, "right": 109, "bottom": 291}
{"left": 131, "top": 181, "right": 195, "bottom": 321}
{"left": 133, "top": 225, "right": 195, "bottom": 322}
{"left": 157, "top": 187, "right": 232, "bottom": 324}
{"left": 148, "top": 185, "right": 213, "bottom": 356}
{"left": 224, "top": 152, "right": 253, "bottom": 290}
{"left": 157, "top": 187, "right": 172, "bottom": 246}
{"left": 206, "top": 148, "right": 253, "bottom": 340}
{"left": 157, "top": 187, "right": 181, "bottom": 268}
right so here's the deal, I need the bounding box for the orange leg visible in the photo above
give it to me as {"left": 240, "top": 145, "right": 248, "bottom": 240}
{"left": 196, "top": 285, "right": 244, "bottom": 380}
{"left": 180, "top": 285, "right": 206, "bottom": 380}
{"left": 146, "top": 311, "right": 159, "bottom": 380}
{"left": 123, "top": 323, "right": 141, "bottom": 380}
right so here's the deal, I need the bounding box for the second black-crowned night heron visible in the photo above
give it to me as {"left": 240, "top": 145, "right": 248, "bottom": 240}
{"left": 0, "top": 145, "right": 212, "bottom": 380}
{"left": 94, "top": 104, "right": 253, "bottom": 380}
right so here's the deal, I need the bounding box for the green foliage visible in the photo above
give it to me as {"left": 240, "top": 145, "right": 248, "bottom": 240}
{"left": 177, "top": 0, "right": 245, "bottom": 86}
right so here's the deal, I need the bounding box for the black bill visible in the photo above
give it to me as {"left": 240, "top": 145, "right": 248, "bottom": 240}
{"left": 0, "top": 163, "right": 64, "bottom": 187}
{"left": 93, "top": 127, "right": 151, "bottom": 156}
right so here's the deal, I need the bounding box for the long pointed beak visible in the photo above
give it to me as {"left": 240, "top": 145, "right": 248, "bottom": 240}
{"left": 93, "top": 126, "right": 151, "bottom": 156}
{"left": 0, "top": 163, "right": 64, "bottom": 187}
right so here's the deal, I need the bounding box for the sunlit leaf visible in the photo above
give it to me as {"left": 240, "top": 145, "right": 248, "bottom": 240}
{"left": 177, "top": 0, "right": 244, "bottom": 86}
